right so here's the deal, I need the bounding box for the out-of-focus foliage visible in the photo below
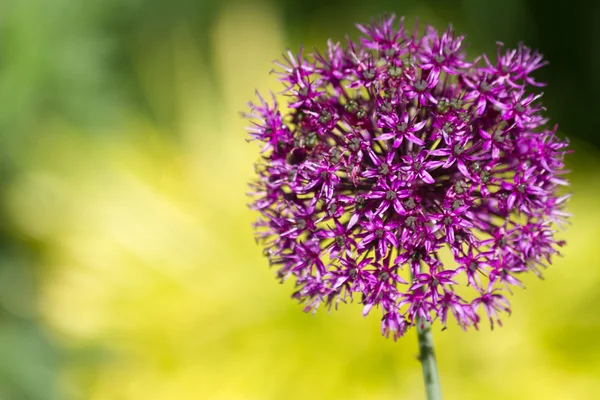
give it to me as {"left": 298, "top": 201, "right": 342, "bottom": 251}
{"left": 0, "top": 0, "right": 599, "bottom": 399}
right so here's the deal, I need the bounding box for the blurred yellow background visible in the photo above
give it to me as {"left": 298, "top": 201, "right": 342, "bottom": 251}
{"left": 1, "top": 0, "right": 599, "bottom": 399}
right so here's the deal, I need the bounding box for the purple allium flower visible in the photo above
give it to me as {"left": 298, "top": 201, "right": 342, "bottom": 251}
{"left": 244, "top": 15, "right": 570, "bottom": 340}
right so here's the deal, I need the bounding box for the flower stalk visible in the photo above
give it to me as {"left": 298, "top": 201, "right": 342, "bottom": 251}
{"left": 417, "top": 318, "right": 442, "bottom": 400}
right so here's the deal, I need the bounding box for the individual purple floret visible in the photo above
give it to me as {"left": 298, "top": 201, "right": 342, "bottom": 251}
{"left": 244, "top": 15, "right": 570, "bottom": 340}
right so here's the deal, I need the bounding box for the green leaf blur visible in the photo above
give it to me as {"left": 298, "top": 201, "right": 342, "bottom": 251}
{"left": 0, "top": 0, "right": 598, "bottom": 399}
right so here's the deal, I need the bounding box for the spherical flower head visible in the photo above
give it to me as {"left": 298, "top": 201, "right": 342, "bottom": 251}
{"left": 244, "top": 15, "right": 570, "bottom": 340}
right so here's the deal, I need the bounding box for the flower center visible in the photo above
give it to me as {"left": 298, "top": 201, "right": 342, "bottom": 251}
{"left": 480, "top": 170, "right": 491, "bottom": 183}
{"left": 349, "top": 137, "right": 361, "bottom": 152}
{"left": 452, "top": 199, "right": 464, "bottom": 210}
{"left": 443, "top": 122, "right": 454, "bottom": 133}
{"left": 355, "top": 195, "right": 366, "bottom": 209}
{"left": 402, "top": 56, "right": 416, "bottom": 68}
{"left": 387, "top": 65, "right": 402, "bottom": 78}
{"left": 328, "top": 203, "right": 338, "bottom": 215}
{"left": 414, "top": 79, "right": 428, "bottom": 91}
{"left": 437, "top": 99, "right": 450, "bottom": 113}
{"left": 405, "top": 216, "right": 417, "bottom": 228}
{"left": 330, "top": 148, "right": 341, "bottom": 164}
{"left": 411, "top": 250, "right": 423, "bottom": 261}
{"left": 451, "top": 99, "right": 463, "bottom": 109}
{"left": 318, "top": 109, "right": 332, "bottom": 124}
{"left": 344, "top": 100, "right": 358, "bottom": 113}
{"left": 493, "top": 128, "right": 505, "bottom": 142}
{"left": 454, "top": 180, "right": 467, "bottom": 194}
{"left": 378, "top": 163, "right": 390, "bottom": 175}
{"left": 305, "top": 132, "right": 318, "bottom": 148}
{"left": 380, "top": 101, "right": 393, "bottom": 113}
{"left": 298, "top": 86, "right": 309, "bottom": 97}
{"left": 396, "top": 122, "right": 408, "bottom": 132}
{"left": 363, "top": 68, "right": 376, "bottom": 80}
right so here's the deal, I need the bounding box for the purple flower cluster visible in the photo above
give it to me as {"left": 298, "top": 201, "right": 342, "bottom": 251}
{"left": 244, "top": 15, "right": 570, "bottom": 340}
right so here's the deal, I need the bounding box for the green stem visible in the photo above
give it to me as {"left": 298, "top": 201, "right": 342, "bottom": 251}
{"left": 416, "top": 317, "right": 442, "bottom": 400}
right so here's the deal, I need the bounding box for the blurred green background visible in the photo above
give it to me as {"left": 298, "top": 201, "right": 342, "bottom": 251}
{"left": 0, "top": 0, "right": 599, "bottom": 399}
